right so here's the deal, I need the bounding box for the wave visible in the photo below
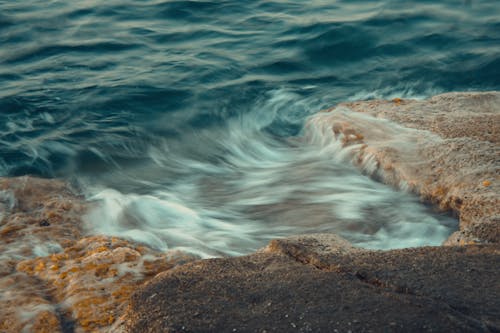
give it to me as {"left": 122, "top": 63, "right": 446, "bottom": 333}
{"left": 80, "top": 90, "right": 456, "bottom": 257}
{"left": 1, "top": 0, "right": 496, "bottom": 257}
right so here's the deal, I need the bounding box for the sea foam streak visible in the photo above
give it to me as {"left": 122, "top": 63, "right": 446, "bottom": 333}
{"left": 82, "top": 90, "right": 456, "bottom": 258}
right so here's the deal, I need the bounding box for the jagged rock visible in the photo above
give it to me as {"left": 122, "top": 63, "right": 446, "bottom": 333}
{"left": 121, "top": 235, "right": 500, "bottom": 333}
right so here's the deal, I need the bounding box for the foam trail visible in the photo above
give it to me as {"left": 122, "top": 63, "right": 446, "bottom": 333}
{"left": 82, "top": 90, "right": 457, "bottom": 257}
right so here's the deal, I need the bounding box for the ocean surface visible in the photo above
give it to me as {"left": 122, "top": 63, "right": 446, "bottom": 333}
{"left": 1, "top": 0, "right": 499, "bottom": 257}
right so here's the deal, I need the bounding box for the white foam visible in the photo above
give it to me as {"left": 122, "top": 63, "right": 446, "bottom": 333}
{"left": 32, "top": 242, "right": 63, "bottom": 257}
{"left": 0, "top": 190, "right": 16, "bottom": 222}
{"left": 347, "top": 86, "right": 444, "bottom": 102}
{"left": 81, "top": 89, "right": 457, "bottom": 257}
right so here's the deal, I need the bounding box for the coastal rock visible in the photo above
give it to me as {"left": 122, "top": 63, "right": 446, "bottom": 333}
{"left": 2, "top": 92, "right": 499, "bottom": 332}
{"left": 17, "top": 235, "right": 195, "bottom": 332}
{"left": 0, "top": 176, "right": 84, "bottom": 332}
{"left": 305, "top": 91, "right": 499, "bottom": 244}
{"left": 0, "top": 177, "right": 197, "bottom": 332}
{"left": 0, "top": 176, "right": 84, "bottom": 259}
{"left": 122, "top": 92, "right": 500, "bottom": 332}
{"left": 122, "top": 235, "right": 500, "bottom": 333}
{"left": 0, "top": 272, "right": 63, "bottom": 333}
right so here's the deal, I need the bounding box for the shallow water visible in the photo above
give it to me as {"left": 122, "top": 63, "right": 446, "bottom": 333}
{"left": 1, "top": 0, "right": 499, "bottom": 256}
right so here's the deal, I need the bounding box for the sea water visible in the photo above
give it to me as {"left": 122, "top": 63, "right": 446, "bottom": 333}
{"left": 1, "top": 0, "right": 499, "bottom": 257}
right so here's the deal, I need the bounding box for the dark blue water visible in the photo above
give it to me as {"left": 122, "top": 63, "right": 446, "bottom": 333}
{"left": 1, "top": 0, "right": 498, "bottom": 256}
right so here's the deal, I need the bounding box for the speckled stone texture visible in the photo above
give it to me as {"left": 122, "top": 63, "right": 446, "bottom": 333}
{"left": 121, "top": 235, "right": 499, "bottom": 333}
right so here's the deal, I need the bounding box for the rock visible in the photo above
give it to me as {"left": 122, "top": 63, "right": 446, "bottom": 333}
{"left": 0, "top": 176, "right": 84, "bottom": 332}
{"left": 2, "top": 92, "right": 499, "bottom": 332}
{"left": 0, "top": 176, "right": 198, "bottom": 332}
{"left": 0, "top": 176, "right": 84, "bottom": 258}
{"left": 122, "top": 235, "right": 500, "bottom": 333}
{"left": 305, "top": 91, "right": 499, "bottom": 243}
{"left": 17, "top": 235, "right": 195, "bottom": 332}
{"left": 0, "top": 272, "right": 63, "bottom": 333}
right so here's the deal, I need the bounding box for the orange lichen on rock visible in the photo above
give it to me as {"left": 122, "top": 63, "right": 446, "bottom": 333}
{"left": 30, "top": 310, "right": 62, "bottom": 333}
{"left": 1, "top": 176, "right": 197, "bottom": 332}
{"left": 431, "top": 185, "right": 448, "bottom": 202}
{"left": 0, "top": 272, "right": 63, "bottom": 333}
{"left": 0, "top": 177, "right": 87, "bottom": 333}
{"left": 17, "top": 235, "right": 196, "bottom": 332}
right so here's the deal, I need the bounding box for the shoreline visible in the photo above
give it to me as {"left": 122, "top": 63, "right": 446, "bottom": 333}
{"left": 0, "top": 91, "right": 498, "bottom": 332}
{"left": 306, "top": 91, "right": 499, "bottom": 244}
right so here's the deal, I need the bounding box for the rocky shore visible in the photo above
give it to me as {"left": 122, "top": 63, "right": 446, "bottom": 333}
{"left": 120, "top": 91, "right": 499, "bottom": 332}
{"left": 0, "top": 177, "right": 196, "bottom": 332}
{"left": 122, "top": 235, "right": 499, "bottom": 333}
{"left": 307, "top": 91, "right": 499, "bottom": 244}
{"left": 0, "top": 92, "right": 498, "bottom": 332}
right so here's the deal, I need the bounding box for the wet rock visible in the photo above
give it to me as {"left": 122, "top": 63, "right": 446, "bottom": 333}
{"left": 2, "top": 92, "right": 499, "bottom": 332}
{"left": 121, "top": 235, "right": 500, "bottom": 333}
{"left": 0, "top": 176, "right": 84, "bottom": 259}
{"left": 0, "top": 272, "right": 63, "bottom": 333}
{"left": 305, "top": 91, "right": 499, "bottom": 243}
{"left": 17, "top": 235, "right": 195, "bottom": 332}
{"left": 0, "top": 176, "right": 197, "bottom": 332}
{"left": 0, "top": 176, "right": 84, "bottom": 332}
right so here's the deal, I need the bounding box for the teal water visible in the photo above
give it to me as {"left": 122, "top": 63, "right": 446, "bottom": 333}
{"left": 1, "top": 0, "right": 498, "bottom": 256}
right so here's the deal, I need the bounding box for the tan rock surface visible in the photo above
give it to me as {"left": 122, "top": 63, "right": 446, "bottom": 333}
{"left": 305, "top": 91, "right": 499, "bottom": 243}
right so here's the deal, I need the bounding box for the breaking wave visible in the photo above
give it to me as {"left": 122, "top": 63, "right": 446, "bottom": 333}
{"left": 81, "top": 90, "right": 456, "bottom": 257}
